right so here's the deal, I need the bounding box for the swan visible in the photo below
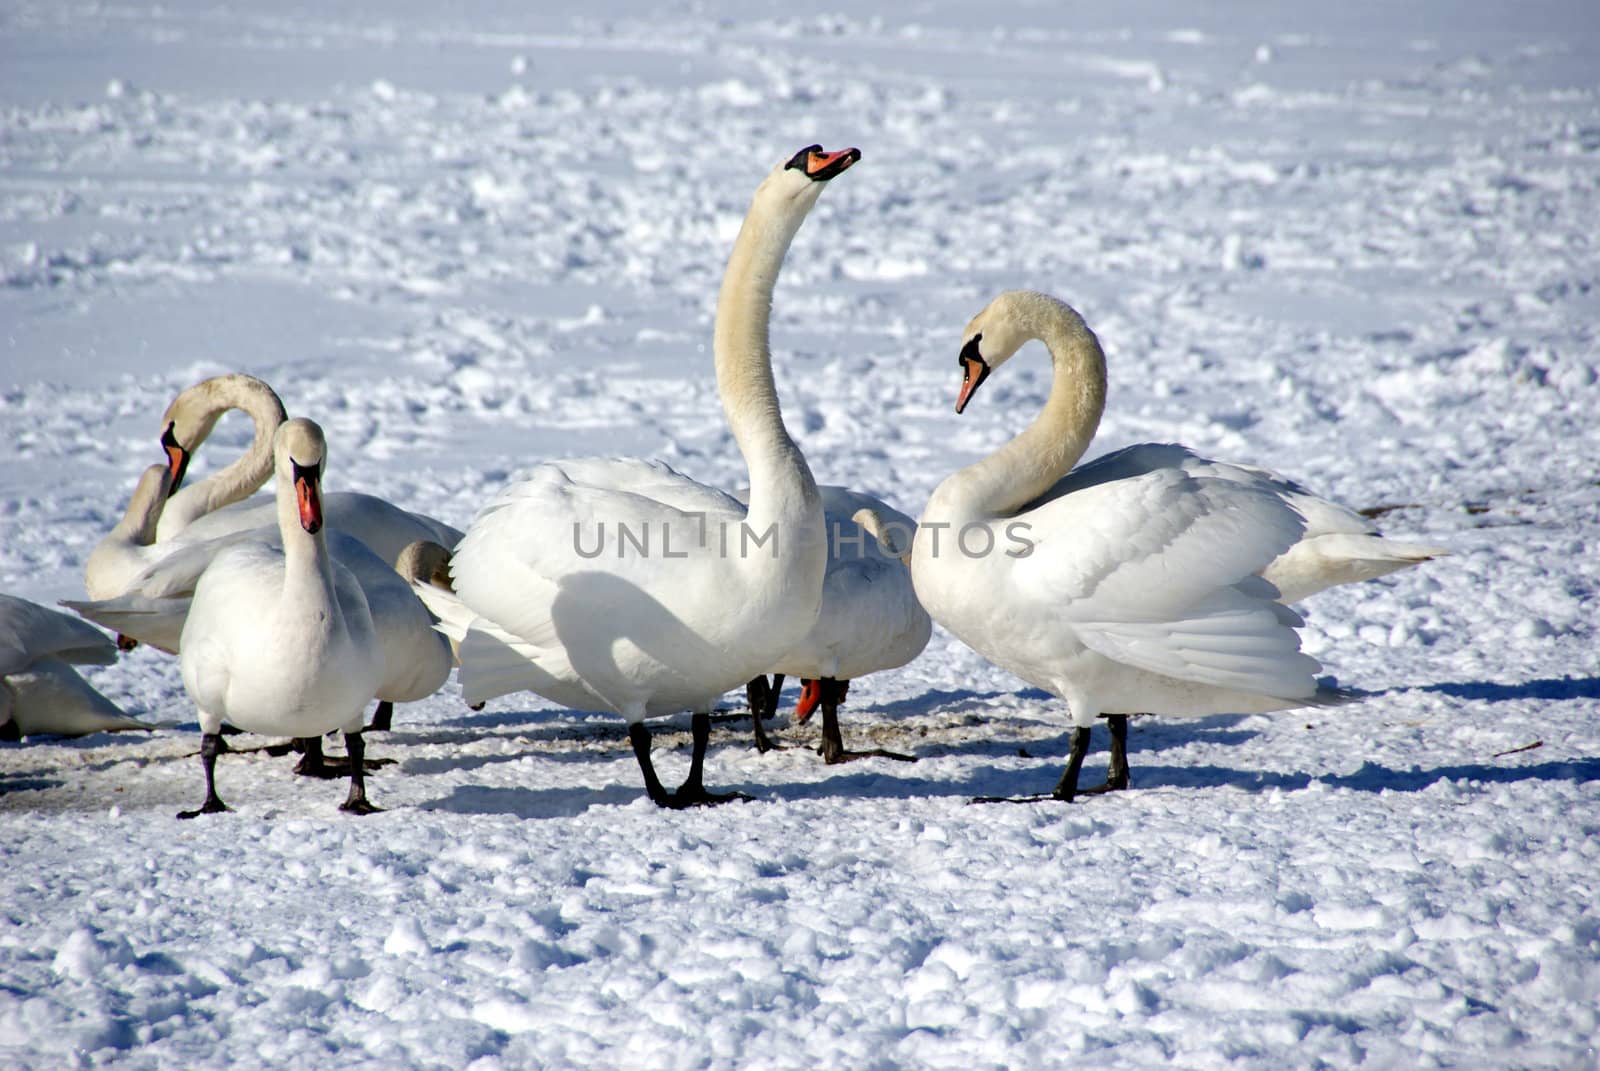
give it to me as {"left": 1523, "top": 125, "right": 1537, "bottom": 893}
{"left": 1, "top": 593, "right": 148, "bottom": 739}
{"left": 911, "top": 290, "right": 1355, "bottom": 802}
{"left": 153, "top": 373, "right": 463, "bottom": 563}
{"left": 417, "top": 144, "right": 858, "bottom": 808}
{"left": 174, "top": 418, "right": 385, "bottom": 818}
{"left": 742, "top": 486, "right": 930, "bottom": 763}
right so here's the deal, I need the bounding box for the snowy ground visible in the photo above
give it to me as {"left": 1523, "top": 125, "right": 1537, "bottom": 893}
{"left": 3, "top": 1, "right": 1599, "bottom": 1067}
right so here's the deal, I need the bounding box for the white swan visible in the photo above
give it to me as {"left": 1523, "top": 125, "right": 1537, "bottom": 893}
{"left": 175, "top": 418, "right": 385, "bottom": 817}
{"left": 418, "top": 144, "right": 858, "bottom": 807}
{"left": 153, "top": 373, "right": 463, "bottom": 563}
{"left": 1, "top": 593, "right": 148, "bottom": 739}
{"left": 911, "top": 290, "right": 1354, "bottom": 802}
{"left": 742, "top": 486, "right": 930, "bottom": 763}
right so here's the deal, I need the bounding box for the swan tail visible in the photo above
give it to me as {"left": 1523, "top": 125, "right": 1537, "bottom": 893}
{"left": 1263, "top": 534, "right": 1448, "bottom": 603}
{"left": 59, "top": 597, "right": 187, "bottom": 655}
{"left": 455, "top": 623, "right": 562, "bottom": 707}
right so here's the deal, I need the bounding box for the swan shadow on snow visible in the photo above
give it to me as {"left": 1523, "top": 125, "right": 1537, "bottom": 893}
{"left": 1411, "top": 676, "right": 1600, "bottom": 704}
{"left": 1129, "top": 757, "right": 1600, "bottom": 795}
{"left": 420, "top": 782, "right": 642, "bottom": 819}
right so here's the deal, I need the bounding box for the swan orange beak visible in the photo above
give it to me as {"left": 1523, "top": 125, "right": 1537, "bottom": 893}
{"left": 795, "top": 679, "right": 823, "bottom": 723}
{"left": 786, "top": 145, "right": 861, "bottom": 181}
{"left": 955, "top": 354, "right": 990, "bottom": 414}
{"left": 161, "top": 423, "right": 190, "bottom": 493}
{"left": 292, "top": 461, "right": 323, "bottom": 534}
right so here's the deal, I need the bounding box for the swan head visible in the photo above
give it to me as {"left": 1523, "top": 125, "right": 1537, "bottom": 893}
{"left": 954, "top": 290, "right": 1088, "bottom": 413}
{"left": 159, "top": 373, "right": 286, "bottom": 494}
{"left": 759, "top": 144, "right": 861, "bottom": 209}
{"left": 275, "top": 418, "right": 327, "bottom": 535}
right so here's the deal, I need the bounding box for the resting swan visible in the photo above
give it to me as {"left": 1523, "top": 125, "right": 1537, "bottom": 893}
{"left": 1, "top": 593, "right": 148, "bottom": 739}
{"left": 743, "top": 486, "right": 930, "bottom": 763}
{"left": 153, "top": 373, "right": 463, "bottom": 563}
{"left": 417, "top": 144, "right": 857, "bottom": 808}
{"left": 911, "top": 290, "right": 1353, "bottom": 802}
{"left": 175, "top": 418, "right": 385, "bottom": 817}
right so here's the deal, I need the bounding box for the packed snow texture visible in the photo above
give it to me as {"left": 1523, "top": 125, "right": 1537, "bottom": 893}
{"left": 3, "top": 1, "right": 1599, "bottom": 1068}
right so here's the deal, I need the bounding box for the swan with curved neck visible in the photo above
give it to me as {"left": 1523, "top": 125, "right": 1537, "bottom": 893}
{"left": 153, "top": 374, "right": 462, "bottom": 562}
{"left": 914, "top": 290, "right": 1355, "bottom": 803}
{"left": 742, "top": 486, "right": 930, "bottom": 764}
{"left": 422, "top": 144, "right": 857, "bottom": 808}
{"left": 156, "top": 374, "right": 286, "bottom": 540}
{"left": 175, "top": 418, "right": 385, "bottom": 818}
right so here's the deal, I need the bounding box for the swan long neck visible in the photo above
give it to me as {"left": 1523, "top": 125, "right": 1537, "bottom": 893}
{"left": 159, "top": 376, "right": 287, "bottom": 538}
{"left": 112, "top": 466, "right": 172, "bottom": 547}
{"left": 275, "top": 464, "right": 337, "bottom": 608}
{"left": 714, "top": 189, "right": 820, "bottom": 538}
{"left": 947, "top": 297, "right": 1108, "bottom": 520}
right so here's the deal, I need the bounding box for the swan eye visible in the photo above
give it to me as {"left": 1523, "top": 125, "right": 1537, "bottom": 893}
{"left": 959, "top": 333, "right": 984, "bottom": 366}
{"left": 784, "top": 145, "right": 824, "bottom": 171}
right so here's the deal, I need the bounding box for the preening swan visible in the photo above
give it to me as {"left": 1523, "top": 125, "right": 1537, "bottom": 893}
{"left": 912, "top": 290, "right": 1355, "bottom": 802}
{"left": 154, "top": 373, "right": 463, "bottom": 562}
{"left": 1, "top": 593, "right": 147, "bottom": 739}
{"left": 743, "top": 486, "right": 930, "bottom": 763}
{"left": 418, "top": 144, "right": 858, "bottom": 808}
{"left": 175, "top": 418, "right": 385, "bottom": 818}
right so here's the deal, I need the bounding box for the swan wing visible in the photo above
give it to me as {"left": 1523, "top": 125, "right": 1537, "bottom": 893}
{"left": 1012, "top": 469, "right": 1319, "bottom": 695}
{"left": 0, "top": 594, "right": 118, "bottom": 673}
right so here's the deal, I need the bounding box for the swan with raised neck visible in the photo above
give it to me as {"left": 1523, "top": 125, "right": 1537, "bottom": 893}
{"left": 433, "top": 144, "right": 859, "bottom": 808}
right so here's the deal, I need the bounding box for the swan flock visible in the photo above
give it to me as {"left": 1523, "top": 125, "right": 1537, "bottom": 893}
{"left": 17, "top": 145, "right": 1443, "bottom": 817}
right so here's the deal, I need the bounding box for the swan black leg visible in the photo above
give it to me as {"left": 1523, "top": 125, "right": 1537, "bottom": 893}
{"left": 368, "top": 700, "right": 395, "bottom": 732}
{"left": 293, "top": 734, "right": 336, "bottom": 778}
{"left": 1050, "top": 726, "right": 1094, "bottom": 801}
{"left": 178, "top": 732, "right": 229, "bottom": 819}
{"left": 674, "top": 712, "right": 753, "bottom": 806}
{"left": 0, "top": 719, "right": 20, "bottom": 742}
{"left": 632, "top": 715, "right": 752, "bottom": 808}
{"left": 629, "top": 722, "right": 673, "bottom": 806}
{"left": 339, "top": 731, "right": 381, "bottom": 814}
{"left": 817, "top": 678, "right": 916, "bottom": 765}
{"left": 1079, "top": 714, "right": 1131, "bottom": 795}
{"left": 745, "top": 674, "right": 785, "bottom": 753}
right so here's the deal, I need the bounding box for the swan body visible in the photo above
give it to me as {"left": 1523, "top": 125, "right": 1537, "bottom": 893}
{"left": 153, "top": 373, "right": 462, "bottom": 563}
{"left": 1, "top": 594, "right": 147, "bottom": 738}
{"left": 420, "top": 145, "right": 859, "bottom": 806}
{"left": 740, "top": 486, "right": 930, "bottom": 762}
{"left": 175, "top": 418, "right": 384, "bottom": 816}
{"left": 912, "top": 290, "right": 1354, "bottom": 801}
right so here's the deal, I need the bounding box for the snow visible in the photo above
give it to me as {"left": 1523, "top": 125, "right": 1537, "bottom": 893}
{"left": 3, "top": 0, "right": 1599, "bottom": 1067}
